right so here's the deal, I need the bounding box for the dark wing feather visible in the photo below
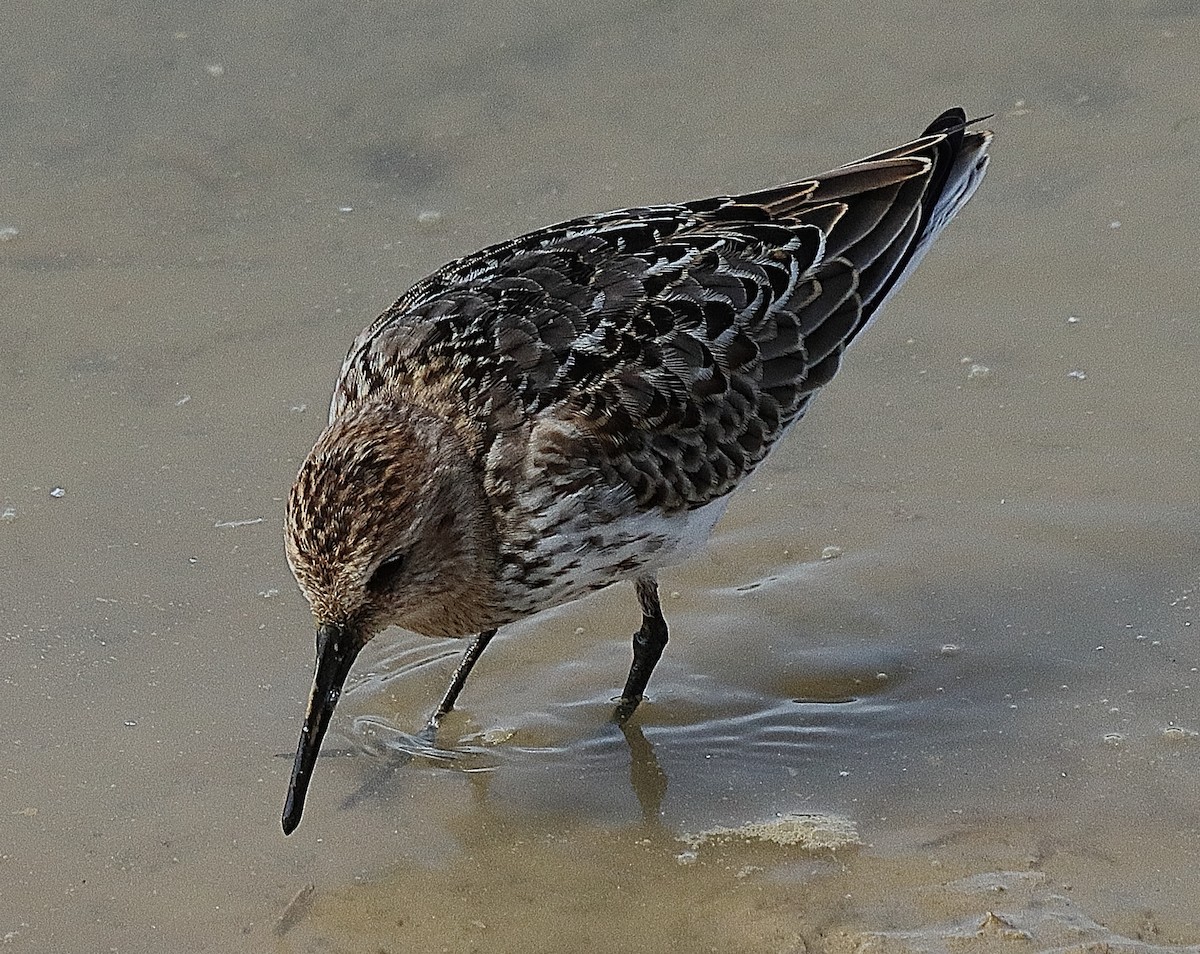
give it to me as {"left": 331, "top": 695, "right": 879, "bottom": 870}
{"left": 335, "top": 112, "right": 990, "bottom": 511}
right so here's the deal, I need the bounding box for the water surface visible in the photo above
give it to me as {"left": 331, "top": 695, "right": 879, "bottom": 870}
{"left": 2, "top": 2, "right": 1198, "bottom": 951}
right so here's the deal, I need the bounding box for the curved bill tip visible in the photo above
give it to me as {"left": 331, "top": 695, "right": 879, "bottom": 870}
{"left": 281, "top": 622, "right": 362, "bottom": 835}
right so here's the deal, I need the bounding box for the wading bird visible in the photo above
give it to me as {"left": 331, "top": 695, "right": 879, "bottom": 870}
{"left": 281, "top": 108, "right": 992, "bottom": 834}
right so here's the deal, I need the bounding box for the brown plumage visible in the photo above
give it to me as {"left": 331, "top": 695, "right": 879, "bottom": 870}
{"left": 281, "top": 108, "right": 992, "bottom": 833}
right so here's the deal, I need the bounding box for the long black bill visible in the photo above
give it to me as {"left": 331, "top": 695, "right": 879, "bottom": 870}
{"left": 282, "top": 622, "right": 362, "bottom": 835}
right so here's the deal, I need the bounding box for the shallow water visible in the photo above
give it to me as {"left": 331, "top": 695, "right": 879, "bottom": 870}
{"left": 2, "top": 1, "right": 1198, "bottom": 951}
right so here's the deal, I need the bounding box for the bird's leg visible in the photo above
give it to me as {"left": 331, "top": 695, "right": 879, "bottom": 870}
{"left": 613, "top": 575, "right": 669, "bottom": 724}
{"left": 423, "top": 628, "right": 498, "bottom": 740}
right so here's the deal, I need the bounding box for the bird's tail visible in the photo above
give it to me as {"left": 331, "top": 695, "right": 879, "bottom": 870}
{"left": 853, "top": 108, "right": 992, "bottom": 324}
{"left": 733, "top": 108, "right": 991, "bottom": 341}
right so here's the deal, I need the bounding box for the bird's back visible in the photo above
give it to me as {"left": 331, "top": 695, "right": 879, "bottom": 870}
{"left": 333, "top": 110, "right": 991, "bottom": 516}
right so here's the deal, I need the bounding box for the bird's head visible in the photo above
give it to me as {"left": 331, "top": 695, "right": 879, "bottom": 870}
{"left": 280, "top": 394, "right": 499, "bottom": 833}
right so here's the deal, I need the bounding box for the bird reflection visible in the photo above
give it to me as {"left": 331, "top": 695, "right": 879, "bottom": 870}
{"left": 328, "top": 714, "right": 670, "bottom": 826}
{"left": 618, "top": 719, "right": 668, "bottom": 829}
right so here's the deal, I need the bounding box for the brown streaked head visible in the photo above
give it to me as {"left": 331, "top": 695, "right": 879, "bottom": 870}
{"left": 280, "top": 394, "right": 499, "bottom": 834}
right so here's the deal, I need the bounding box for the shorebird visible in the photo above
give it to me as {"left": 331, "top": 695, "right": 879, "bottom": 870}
{"left": 281, "top": 108, "right": 991, "bottom": 833}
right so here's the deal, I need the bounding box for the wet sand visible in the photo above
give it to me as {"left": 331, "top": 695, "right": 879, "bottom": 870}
{"left": 1, "top": 1, "right": 1197, "bottom": 951}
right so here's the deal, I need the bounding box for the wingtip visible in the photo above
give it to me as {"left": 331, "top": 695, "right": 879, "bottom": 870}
{"left": 922, "top": 107, "right": 968, "bottom": 137}
{"left": 923, "top": 108, "right": 995, "bottom": 138}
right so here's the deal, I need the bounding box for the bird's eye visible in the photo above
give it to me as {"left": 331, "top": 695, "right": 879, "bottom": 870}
{"left": 368, "top": 552, "right": 407, "bottom": 592}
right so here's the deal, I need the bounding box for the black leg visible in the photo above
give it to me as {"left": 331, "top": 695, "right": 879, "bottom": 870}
{"left": 613, "top": 576, "right": 669, "bottom": 723}
{"left": 425, "top": 628, "right": 497, "bottom": 735}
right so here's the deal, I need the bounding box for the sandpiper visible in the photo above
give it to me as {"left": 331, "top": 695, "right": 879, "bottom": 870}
{"left": 281, "top": 108, "right": 991, "bottom": 833}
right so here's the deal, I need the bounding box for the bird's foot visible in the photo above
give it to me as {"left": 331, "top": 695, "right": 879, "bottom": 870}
{"left": 417, "top": 712, "right": 443, "bottom": 746}
{"left": 611, "top": 694, "right": 643, "bottom": 725}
